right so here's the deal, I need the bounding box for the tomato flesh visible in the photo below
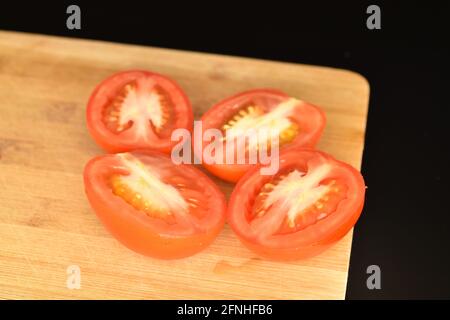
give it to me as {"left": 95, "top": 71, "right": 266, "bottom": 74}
{"left": 227, "top": 148, "right": 365, "bottom": 260}
{"left": 199, "top": 89, "right": 326, "bottom": 182}
{"left": 87, "top": 70, "right": 193, "bottom": 154}
{"left": 84, "top": 150, "right": 226, "bottom": 259}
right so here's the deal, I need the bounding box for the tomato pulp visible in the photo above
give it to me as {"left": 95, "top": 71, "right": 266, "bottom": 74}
{"left": 198, "top": 89, "right": 326, "bottom": 182}
{"left": 86, "top": 70, "right": 193, "bottom": 154}
{"left": 84, "top": 150, "right": 226, "bottom": 259}
{"left": 227, "top": 147, "right": 365, "bottom": 260}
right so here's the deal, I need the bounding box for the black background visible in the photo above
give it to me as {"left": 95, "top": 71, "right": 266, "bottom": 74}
{"left": 1, "top": 1, "right": 449, "bottom": 299}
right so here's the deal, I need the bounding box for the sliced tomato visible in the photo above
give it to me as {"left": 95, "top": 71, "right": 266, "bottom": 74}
{"left": 86, "top": 70, "right": 193, "bottom": 154}
{"left": 227, "top": 147, "right": 365, "bottom": 260}
{"left": 83, "top": 150, "right": 226, "bottom": 259}
{"left": 198, "top": 89, "right": 326, "bottom": 182}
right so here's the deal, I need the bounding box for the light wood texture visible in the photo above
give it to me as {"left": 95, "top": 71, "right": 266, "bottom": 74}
{"left": 0, "top": 31, "right": 369, "bottom": 300}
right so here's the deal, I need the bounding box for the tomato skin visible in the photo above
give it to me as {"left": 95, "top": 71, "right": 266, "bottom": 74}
{"left": 201, "top": 162, "right": 250, "bottom": 184}
{"left": 198, "top": 89, "right": 326, "bottom": 183}
{"left": 227, "top": 148, "right": 365, "bottom": 261}
{"left": 86, "top": 70, "right": 193, "bottom": 154}
{"left": 83, "top": 150, "right": 226, "bottom": 259}
{"left": 236, "top": 201, "right": 364, "bottom": 261}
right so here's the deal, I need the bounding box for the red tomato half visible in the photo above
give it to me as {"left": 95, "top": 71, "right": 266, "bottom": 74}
{"left": 87, "top": 70, "right": 193, "bottom": 154}
{"left": 227, "top": 147, "right": 365, "bottom": 260}
{"left": 198, "top": 89, "right": 326, "bottom": 182}
{"left": 83, "top": 150, "right": 226, "bottom": 259}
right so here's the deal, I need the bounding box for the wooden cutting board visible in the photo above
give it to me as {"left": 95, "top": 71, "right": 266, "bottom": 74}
{"left": 0, "top": 31, "right": 369, "bottom": 300}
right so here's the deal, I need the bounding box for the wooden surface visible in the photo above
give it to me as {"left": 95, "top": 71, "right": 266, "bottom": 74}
{"left": 0, "top": 31, "right": 369, "bottom": 300}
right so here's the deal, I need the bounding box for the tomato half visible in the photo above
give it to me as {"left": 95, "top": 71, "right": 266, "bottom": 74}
{"left": 227, "top": 147, "right": 365, "bottom": 260}
{"left": 86, "top": 70, "right": 193, "bottom": 154}
{"left": 83, "top": 150, "right": 226, "bottom": 259}
{"left": 198, "top": 89, "right": 326, "bottom": 182}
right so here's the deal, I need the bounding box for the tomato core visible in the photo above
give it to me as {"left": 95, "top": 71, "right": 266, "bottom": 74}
{"left": 220, "top": 98, "right": 302, "bottom": 151}
{"left": 101, "top": 80, "right": 174, "bottom": 138}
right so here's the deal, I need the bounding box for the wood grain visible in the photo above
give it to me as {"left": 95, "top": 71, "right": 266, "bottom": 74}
{"left": 0, "top": 31, "right": 369, "bottom": 300}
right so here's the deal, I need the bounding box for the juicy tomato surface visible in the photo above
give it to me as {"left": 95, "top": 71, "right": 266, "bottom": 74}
{"left": 83, "top": 150, "right": 226, "bottom": 259}
{"left": 227, "top": 147, "right": 365, "bottom": 260}
{"left": 198, "top": 89, "right": 326, "bottom": 182}
{"left": 87, "top": 70, "right": 193, "bottom": 154}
